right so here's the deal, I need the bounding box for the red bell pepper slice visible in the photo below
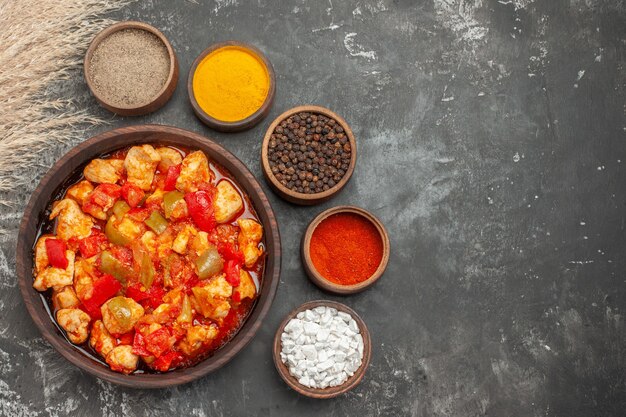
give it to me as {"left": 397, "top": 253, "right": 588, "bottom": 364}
{"left": 126, "top": 283, "right": 150, "bottom": 302}
{"left": 224, "top": 260, "right": 241, "bottom": 286}
{"left": 45, "top": 239, "right": 68, "bottom": 269}
{"left": 132, "top": 332, "right": 151, "bottom": 356}
{"left": 163, "top": 165, "right": 181, "bottom": 191}
{"left": 151, "top": 350, "right": 181, "bottom": 372}
{"left": 81, "top": 274, "right": 122, "bottom": 319}
{"left": 121, "top": 183, "right": 145, "bottom": 208}
{"left": 144, "top": 328, "right": 172, "bottom": 357}
{"left": 232, "top": 291, "right": 241, "bottom": 303}
{"left": 184, "top": 190, "right": 216, "bottom": 232}
{"left": 78, "top": 231, "right": 108, "bottom": 258}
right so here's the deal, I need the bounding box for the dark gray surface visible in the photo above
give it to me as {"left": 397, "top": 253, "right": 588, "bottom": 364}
{"left": 1, "top": 0, "right": 625, "bottom": 415}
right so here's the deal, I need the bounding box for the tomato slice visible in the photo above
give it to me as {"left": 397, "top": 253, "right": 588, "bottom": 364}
{"left": 121, "top": 183, "right": 145, "bottom": 208}
{"left": 151, "top": 350, "right": 181, "bottom": 372}
{"left": 78, "top": 231, "right": 108, "bottom": 258}
{"left": 131, "top": 332, "right": 151, "bottom": 356}
{"left": 184, "top": 190, "right": 216, "bottom": 232}
{"left": 224, "top": 260, "right": 241, "bottom": 286}
{"left": 144, "top": 328, "right": 172, "bottom": 357}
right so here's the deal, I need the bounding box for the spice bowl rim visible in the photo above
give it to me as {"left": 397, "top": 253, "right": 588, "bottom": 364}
{"left": 187, "top": 40, "right": 276, "bottom": 132}
{"left": 84, "top": 21, "right": 179, "bottom": 116}
{"left": 301, "top": 205, "right": 390, "bottom": 295}
{"left": 272, "top": 300, "right": 372, "bottom": 399}
{"left": 260, "top": 105, "right": 357, "bottom": 205}
{"left": 16, "top": 124, "right": 281, "bottom": 388}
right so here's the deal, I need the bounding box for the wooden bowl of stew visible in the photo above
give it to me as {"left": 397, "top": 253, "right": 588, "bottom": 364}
{"left": 16, "top": 125, "right": 281, "bottom": 388}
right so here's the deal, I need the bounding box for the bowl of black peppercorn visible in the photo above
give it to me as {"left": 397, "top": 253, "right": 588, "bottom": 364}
{"left": 261, "top": 105, "right": 357, "bottom": 205}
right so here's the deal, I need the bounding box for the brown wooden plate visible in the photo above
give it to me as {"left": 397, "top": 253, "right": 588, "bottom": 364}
{"left": 84, "top": 21, "right": 179, "bottom": 116}
{"left": 301, "top": 206, "right": 390, "bottom": 294}
{"left": 272, "top": 300, "right": 371, "bottom": 399}
{"left": 16, "top": 125, "right": 281, "bottom": 388}
{"left": 261, "top": 105, "right": 357, "bottom": 205}
{"left": 188, "top": 41, "right": 276, "bottom": 132}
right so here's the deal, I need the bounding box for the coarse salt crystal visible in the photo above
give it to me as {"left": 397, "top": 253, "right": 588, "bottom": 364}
{"left": 280, "top": 307, "right": 364, "bottom": 390}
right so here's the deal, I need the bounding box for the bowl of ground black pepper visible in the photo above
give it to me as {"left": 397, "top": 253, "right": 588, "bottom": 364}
{"left": 261, "top": 106, "right": 357, "bottom": 205}
{"left": 84, "top": 21, "right": 179, "bottom": 116}
{"left": 301, "top": 206, "right": 390, "bottom": 294}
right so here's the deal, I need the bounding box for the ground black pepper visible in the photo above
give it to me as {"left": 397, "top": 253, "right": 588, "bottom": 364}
{"left": 267, "top": 112, "right": 351, "bottom": 194}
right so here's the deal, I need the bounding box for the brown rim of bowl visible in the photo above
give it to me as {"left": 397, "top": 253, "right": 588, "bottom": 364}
{"left": 301, "top": 206, "right": 390, "bottom": 295}
{"left": 272, "top": 300, "right": 371, "bottom": 399}
{"left": 187, "top": 41, "right": 276, "bottom": 132}
{"left": 16, "top": 124, "right": 281, "bottom": 388}
{"left": 84, "top": 21, "right": 179, "bottom": 116}
{"left": 261, "top": 105, "right": 357, "bottom": 205}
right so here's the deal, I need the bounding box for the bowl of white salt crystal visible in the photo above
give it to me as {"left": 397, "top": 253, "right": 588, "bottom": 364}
{"left": 273, "top": 300, "right": 371, "bottom": 398}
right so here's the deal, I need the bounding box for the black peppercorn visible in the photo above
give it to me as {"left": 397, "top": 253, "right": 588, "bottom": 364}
{"left": 267, "top": 111, "right": 351, "bottom": 195}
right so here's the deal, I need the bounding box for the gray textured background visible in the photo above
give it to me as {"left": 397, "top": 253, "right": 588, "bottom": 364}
{"left": 1, "top": 0, "right": 625, "bottom": 416}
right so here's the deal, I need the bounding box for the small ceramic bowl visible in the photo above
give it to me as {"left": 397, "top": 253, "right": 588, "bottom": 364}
{"left": 188, "top": 41, "right": 276, "bottom": 132}
{"left": 84, "top": 21, "right": 179, "bottom": 116}
{"left": 273, "top": 300, "right": 371, "bottom": 399}
{"left": 301, "top": 206, "right": 390, "bottom": 295}
{"left": 261, "top": 105, "right": 357, "bottom": 205}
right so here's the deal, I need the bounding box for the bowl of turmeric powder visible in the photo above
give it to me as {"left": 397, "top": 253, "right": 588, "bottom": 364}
{"left": 188, "top": 41, "right": 276, "bottom": 132}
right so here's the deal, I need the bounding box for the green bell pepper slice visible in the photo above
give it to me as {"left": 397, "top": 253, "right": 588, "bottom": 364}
{"left": 144, "top": 211, "right": 168, "bottom": 234}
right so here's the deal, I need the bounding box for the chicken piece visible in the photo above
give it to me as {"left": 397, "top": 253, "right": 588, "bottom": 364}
{"left": 34, "top": 235, "right": 53, "bottom": 274}
{"left": 190, "top": 231, "right": 210, "bottom": 256}
{"left": 237, "top": 218, "right": 264, "bottom": 267}
{"left": 144, "top": 189, "right": 166, "bottom": 210}
{"left": 151, "top": 289, "right": 184, "bottom": 323}
{"left": 56, "top": 308, "right": 90, "bottom": 344}
{"left": 124, "top": 145, "right": 161, "bottom": 191}
{"left": 106, "top": 345, "right": 139, "bottom": 375}
{"left": 114, "top": 215, "right": 143, "bottom": 242}
{"left": 172, "top": 224, "right": 198, "bottom": 255}
{"left": 140, "top": 231, "right": 157, "bottom": 257}
{"left": 90, "top": 320, "right": 116, "bottom": 357}
{"left": 213, "top": 181, "right": 243, "bottom": 224}
{"left": 151, "top": 303, "right": 178, "bottom": 324}
{"left": 156, "top": 147, "right": 183, "bottom": 171}
{"left": 175, "top": 151, "right": 213, "bottom": 193}
{"left": 83, "top": 159, "right": 124, "bottom": 184}
{"left": 163, "top": 288, "right": 185, "bottom": 306}
{"left": 49, "top": 199, "right": 94, "bottom": 241}
{"left": 33, "top": 250, "right": 75, "bottom": 292}
{"left": 191, "top": 274, "right": 233, "bottom": 321}
{"left": 237, "top": 269, "right": 257, "bottom": 300}
{"left": 156, "top": 229, "right": 175, "bottom": 260}
{"left": 73, "top": 256, "right": 96, "bottom": 301}
{"left": 66, "top": 180, "right": 94, "bottom": 206}
{"left": 52, "top": 286, "right": 80, "bottom": 310}
{"left": 101, "top": 296, "right": 145, "bottom": 335}
{"left": 178, "top": 324, "right": 218, "bottom": 356}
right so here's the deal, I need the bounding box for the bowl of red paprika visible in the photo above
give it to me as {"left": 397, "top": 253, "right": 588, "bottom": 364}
{"left": 301, "top": 206, "right": 390, "bottom": 295}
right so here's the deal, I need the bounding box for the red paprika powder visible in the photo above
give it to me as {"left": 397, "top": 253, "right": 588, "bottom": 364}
{"left": 309, "top": 212, "right": 383, "bottom": 285}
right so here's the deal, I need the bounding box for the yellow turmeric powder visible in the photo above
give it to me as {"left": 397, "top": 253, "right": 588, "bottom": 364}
{"left": 192, "top": 45, "right": 270, "bottom": 122}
